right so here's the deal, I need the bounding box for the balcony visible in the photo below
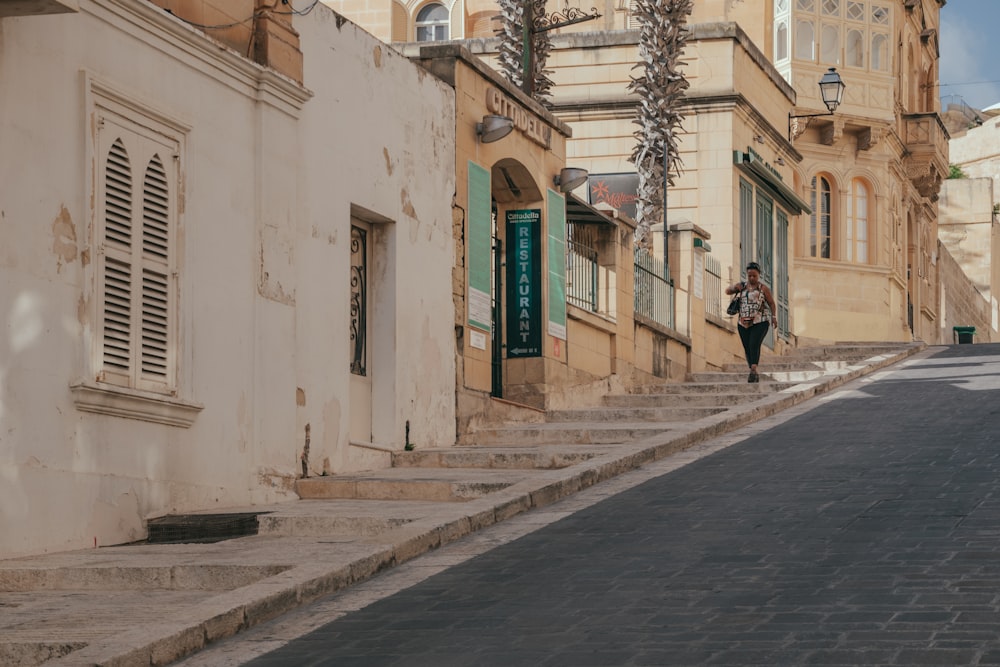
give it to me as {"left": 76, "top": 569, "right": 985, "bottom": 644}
{"left": 902, "top": 112, "right": 950, "bottom": 200}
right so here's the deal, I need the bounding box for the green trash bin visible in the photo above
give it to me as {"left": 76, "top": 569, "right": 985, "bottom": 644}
{"left": 953, "top": 326, "right": 976, "bottom": 344}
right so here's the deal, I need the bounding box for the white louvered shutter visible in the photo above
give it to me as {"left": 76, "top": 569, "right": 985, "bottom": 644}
{"left": 97, "top": 114, "right": 178, "bottom": 392}
{"left": 101, "top": 138, "right": 134, "bottom": 383}
{"left": 140, "top": 156, "right": 171, "bottom": 386}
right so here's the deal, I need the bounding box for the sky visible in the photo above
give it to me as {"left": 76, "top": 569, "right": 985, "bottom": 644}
{"left": 938, "top": 0, "right": 1000, "bottom": 111}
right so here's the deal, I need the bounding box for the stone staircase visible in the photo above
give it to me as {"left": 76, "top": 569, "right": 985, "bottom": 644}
{"left": 295, "top": 343, "right": 916, "bottom": 505}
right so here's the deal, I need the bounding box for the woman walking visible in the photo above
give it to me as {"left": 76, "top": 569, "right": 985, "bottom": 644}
{"left": 725, "top": 262, "right": 778, "bottom": 383}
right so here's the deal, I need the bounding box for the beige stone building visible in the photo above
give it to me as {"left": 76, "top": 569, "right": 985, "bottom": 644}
{"left": 337, "top": 0, "right": 955, "bottom": 349}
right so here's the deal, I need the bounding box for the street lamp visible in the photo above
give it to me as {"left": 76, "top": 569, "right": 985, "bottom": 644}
{"left": 553, "top": 167, "right": 589, "bottom": 193}
{"left": 476, "top": 115, "right": 515, "bottom": 143}
{"left": 788, "top": 67, "right": 846, "bottom": 140}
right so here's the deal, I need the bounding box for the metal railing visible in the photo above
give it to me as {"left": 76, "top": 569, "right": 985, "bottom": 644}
{"left": 634, "top": 247, "right": 674, "bottom": 329}
{"left": 704, "top": 253, "right": 723, "bottom": 319}
{"left": 567, "top": 239, "right": 599, "bottom": 311}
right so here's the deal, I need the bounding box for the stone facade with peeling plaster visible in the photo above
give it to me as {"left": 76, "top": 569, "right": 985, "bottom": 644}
{"left": 0, "top": 0, "right": 455, "bottom": 557}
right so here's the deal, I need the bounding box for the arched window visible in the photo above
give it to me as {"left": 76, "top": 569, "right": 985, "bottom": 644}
{"left": 846, "top": 179, "right": 870, "bottom": 263}
{"left": 809, "top": 175, "right": 832, "bottom": 258}
{"left": 776, "top": 21, "right": 789, "bottom": 62}
{"left": 415, "top": 3, "right": 449, "bottom": 42}
{"left": 774, "top": 0, "right": 790, "bottom": 63}
{"left": 795, "top": 20, "right": 815, "bottom": 60}
{"left": 820, "top": 24, "right": 840, "bottom": 65}
{"left": 846, "top": 29, "right": 863, "bottom": 68}
{"left": 871, "top": 33, "right": 888, "bottom": 71}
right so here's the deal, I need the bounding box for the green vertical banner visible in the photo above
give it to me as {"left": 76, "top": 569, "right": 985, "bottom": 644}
{"left": 546, "top": 188, "right": 567, "bottom": 340}
{"left": 467, "top": 161, "right": 492, "bottom": 332}
{"left": 506, "top": 209, "right": 542, "bottom": 358}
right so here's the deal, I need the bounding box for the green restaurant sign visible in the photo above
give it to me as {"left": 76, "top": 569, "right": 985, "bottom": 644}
{"left": 506, "top": 209, "right": 542, "bottom": 358}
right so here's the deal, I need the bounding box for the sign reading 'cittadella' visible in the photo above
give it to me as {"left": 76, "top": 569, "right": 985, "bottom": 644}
{"left": 486, "top": 88, "right": 552, "bottom": 149}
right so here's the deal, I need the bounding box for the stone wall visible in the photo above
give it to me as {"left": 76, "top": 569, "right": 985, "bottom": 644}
{"left": 938, "top": 242, "right": 996, "bottom": 343}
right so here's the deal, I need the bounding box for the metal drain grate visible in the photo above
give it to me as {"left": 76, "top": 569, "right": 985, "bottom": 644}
{"left": 146, "top": 512, "right": 264, "bottom": 544}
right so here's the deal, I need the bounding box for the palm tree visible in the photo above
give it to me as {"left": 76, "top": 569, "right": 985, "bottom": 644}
{"left": 628, "top": 0, "right": 692, "bottom": 249}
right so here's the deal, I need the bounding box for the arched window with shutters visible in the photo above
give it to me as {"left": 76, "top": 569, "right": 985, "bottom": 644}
{"left": 95, "top": 110, "right": 179, "bottom": 394}
{"left": 808, "top": 175, "right": 833, "bottom": 259}
{"left": 415, "top": 2, "right": 449, "bottom": 42}
{"left": 846, "top": 178, "right": 871, "bottom": 263}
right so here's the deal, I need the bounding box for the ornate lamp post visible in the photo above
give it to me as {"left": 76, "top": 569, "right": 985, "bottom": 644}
{"left": 788, "top": 67, "right": 847, "bottom": 141}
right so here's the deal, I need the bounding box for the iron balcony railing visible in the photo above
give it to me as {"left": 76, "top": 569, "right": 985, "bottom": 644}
{"left": 634, "top": 247, "right": 674, "bottom": 329}
{"left": 567, "top": 239, "right": 599, "bottom": 312}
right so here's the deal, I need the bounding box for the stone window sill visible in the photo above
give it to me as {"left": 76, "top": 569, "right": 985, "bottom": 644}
{"left": 70, "top": 381, "right": 203, "bottom": 428}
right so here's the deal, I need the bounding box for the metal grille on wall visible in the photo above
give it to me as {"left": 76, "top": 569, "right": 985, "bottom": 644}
{"left": 704, "top": 253, "right": 723, "bottom": 319}
{"left": 567, "top": 240, "right": 598, "bottom": 311}
{"left": 634, "top": 247, "right": 674, "bottom": 330}
{"left": 350, "top": 225, "right": 367, "bottom": 376}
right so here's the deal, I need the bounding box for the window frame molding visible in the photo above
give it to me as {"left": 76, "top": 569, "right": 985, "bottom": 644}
{"left": 77, "top": 73, "right": 201, "bottom": 428}
{"left": 807, "top": 173, "right": 835, "bottom": 259}
{"left": 414, "top": 1, "right": 450, "bottom": 42}
{"left": 846, "top": 176, "right": 873, "bottom": 264}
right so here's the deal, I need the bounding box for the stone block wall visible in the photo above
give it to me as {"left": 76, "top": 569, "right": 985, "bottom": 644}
{"left": 938, "top": 241, "right": 996, "bottom": 343}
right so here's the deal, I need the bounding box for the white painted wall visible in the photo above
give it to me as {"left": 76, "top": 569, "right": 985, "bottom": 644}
{"left": 0, "top": 0, "right": 455, "bottom": 557}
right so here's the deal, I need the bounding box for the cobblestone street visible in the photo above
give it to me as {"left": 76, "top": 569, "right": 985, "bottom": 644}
{"left": 225, "top": 345, "right": 1000, "bottom": 666}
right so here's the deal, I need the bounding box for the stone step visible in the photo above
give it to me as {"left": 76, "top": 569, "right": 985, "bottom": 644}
{"left": 687, "top": 371, "right": 812, "bottom": 383}
{"left": 257, "top": 513, "right": 415, "bottom": 538}
{"left": 629, "top": 381, "right": 799, "bottom": 395}
{"left": 459, "top": 422, "right": 673, "bottom": 446}
{"left": 391, "top": 445, "right": 611, "bottom": 470}
{"left": 721, "top": 360, "right": 854, "bottom": 373}
{"left": 784, "top": 345, "right": 910, "bottom": 359}
{"left": 295, "top": 468, "right": 535, "bottom": 501}
{"left": 603, "top": 392, "right": 763, "bottom": 407}
{"left": 759, "top": 369, "right": 833, "bottom": 382}
{"left": 0, "top": 563, "right": 290, "bottom": 591}
{"left": 546, "top": 406, "right": 727, "bottom": 423}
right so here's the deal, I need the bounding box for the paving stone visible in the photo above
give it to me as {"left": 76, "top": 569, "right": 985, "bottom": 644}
{"left": 232, "top": 344, "right": 1000, "bottom": 666}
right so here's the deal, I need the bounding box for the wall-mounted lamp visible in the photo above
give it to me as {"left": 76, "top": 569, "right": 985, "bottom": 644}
{"left": 788, "top": 67, "right": 846, "bottom": 141}
{"left": 753, "top": 135, "right": 765, "bottom": 144}
{"left": 554, "top": 167, "right": 589, "bottom": 193}
{"left": 476, "top": 114, "right": 514, "bottom": 143}
{"left": 775, "top": 156, "right": 786, "bottom": 166}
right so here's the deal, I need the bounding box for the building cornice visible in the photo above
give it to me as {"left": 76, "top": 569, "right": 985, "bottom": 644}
{"left": 410, "top": 42, "right": 573, "bottom": 138}
{"left": 83, "top": 0, "right": 312, "bottom": 117}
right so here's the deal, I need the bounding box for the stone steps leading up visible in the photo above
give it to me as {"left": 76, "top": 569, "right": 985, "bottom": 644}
{"left": 628, "top": 381, "right": 799, "bottom": 395}
{"left": 688, "top": 370, "right": 827, "bottom": 383}
{"left": 391, "top": 445, "right": 612, "bottom": 470}
{"left": 603, "top": 392, "right": 762, "bottom": 407}
{"left": 721, "top": 360, "right": 856, "bottom": 373}
{"left": 300, "top": 342, "right": 922, "bottom": 503}
{"left": 295, "top": 467, "right": 538, "bottom": 501}
{"left": 546, "top": 405, "right": 727, "bottom": 423}
{"left": 458, "top": 422, "right": 676, "bottom": 446}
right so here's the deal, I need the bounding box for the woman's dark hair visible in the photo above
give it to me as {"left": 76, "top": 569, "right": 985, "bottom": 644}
{"left": 746, "top": 262, "right": 761, "bottom": 272}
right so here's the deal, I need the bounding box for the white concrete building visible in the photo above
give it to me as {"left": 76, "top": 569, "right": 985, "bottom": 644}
{"left": 0, "top": 0, "right": 456, "bottom": 558}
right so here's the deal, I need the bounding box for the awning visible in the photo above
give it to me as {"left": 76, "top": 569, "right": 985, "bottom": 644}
{"left": 565, "top": 192, "right": 621, "bottom": 226}
{"left": 734, "top": 151, "right": 812, "bottom": 215}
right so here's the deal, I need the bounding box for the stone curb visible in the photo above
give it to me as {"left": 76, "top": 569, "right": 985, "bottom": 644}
{"left": 47, "top": 343, "right": 926, "bottom": 666}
